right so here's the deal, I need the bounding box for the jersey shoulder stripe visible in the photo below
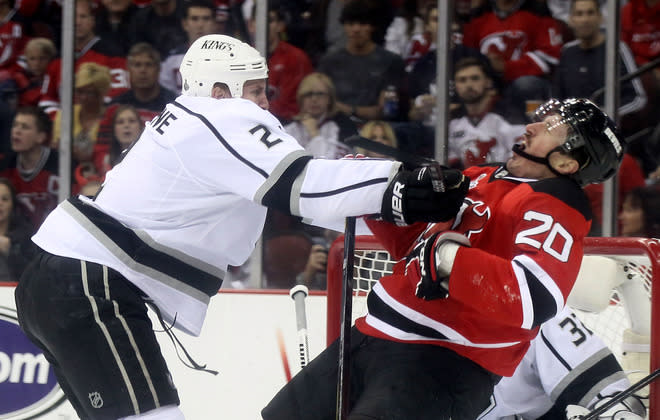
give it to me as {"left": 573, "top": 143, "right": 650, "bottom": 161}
{"left": 171, "top": 99, "right": 269, "bottom": 178}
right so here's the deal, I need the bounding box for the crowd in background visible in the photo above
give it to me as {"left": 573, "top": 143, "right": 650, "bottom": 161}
{"left": 0, "top": 0, "right": 658, "bottom": 288}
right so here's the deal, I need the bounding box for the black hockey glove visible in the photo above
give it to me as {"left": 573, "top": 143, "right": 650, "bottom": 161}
{"left": 381, "top": 166, "right": 469, "bottom": 225}
{"left": 408, "top": 232, "right": 471, "bottom": 300}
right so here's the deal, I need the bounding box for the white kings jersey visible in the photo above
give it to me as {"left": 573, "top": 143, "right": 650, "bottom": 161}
{"left": 448, "top": 113, "right": 525, "bottom": 168}
{"left": 478, "top": 306, "right": 631, "bottom": 419}
{"left": 32, "top": 96, "right": 400, "bottom": 335}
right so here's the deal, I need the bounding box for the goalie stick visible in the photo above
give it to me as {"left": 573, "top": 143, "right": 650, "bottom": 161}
{"left": 580, "top": 368, "right": 660, "bottom": 420}
{"left": 289, "top": 285, "right": 310, "bottom": 368}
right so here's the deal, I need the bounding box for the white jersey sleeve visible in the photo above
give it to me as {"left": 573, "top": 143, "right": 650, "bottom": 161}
{"left": 478, "top": 306, "right": 631, "bottom": 419}
{"left": 160, "top": 96, "right": 399, "bottom": 223}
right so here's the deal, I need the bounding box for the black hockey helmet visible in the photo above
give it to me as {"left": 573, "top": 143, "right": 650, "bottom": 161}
{"left": 533, "top": 98, "right": 625, "bottom": 186}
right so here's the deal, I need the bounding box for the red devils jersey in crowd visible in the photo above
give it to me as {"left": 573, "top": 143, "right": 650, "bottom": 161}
{"left": 0, "top": 8, "right": 27, "bottom": 72}
{"left": 267, "top": 40, "right": 313, "bottom": 123}
{"left": 0, "top": 147, "right": 59, "bottom": 231}
{"left": 621, "top": 0, "right": 660, "bottom": 65}
{"left": 462, "top": 10, "right": 563, "bottom": 82}
{"left": 41, "top": 36, "right": 129, "bottom": 111}
{"left": 358, "top": 164, "right": 592, "bottom": 377}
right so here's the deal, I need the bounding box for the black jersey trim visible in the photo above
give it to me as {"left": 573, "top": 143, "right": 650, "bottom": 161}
{"left": 300, "top": 177, "right": 390, "bottom": 198}
{"left": 67, "top": 197, "right": 223, "bottom": 298}
{"left": 261, "top": 155, "right": 313, "bottom": 212}
{"left": 540, "top": 328, "right": 572, "bottom": 371}
{"left": 514, "top": 260, "right": 557, "bottom": 328}
{"left": 171, "top": 100, "right": 269, "bottom": 179}
{"left": 538, "top": 352, "right": 625, "bottom": 419}
{"left": 367, "top": 291, "right": 449, "bottom": 340}
{"left": 530, "top": 177, "right": 592, "bottom": 221}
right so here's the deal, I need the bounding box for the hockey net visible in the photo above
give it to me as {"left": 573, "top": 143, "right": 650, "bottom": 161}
{"left": 326, "top": 236, "right": 660, "bottom": 417}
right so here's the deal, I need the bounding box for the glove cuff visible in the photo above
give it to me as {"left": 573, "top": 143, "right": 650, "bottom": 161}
{"left": 433, "top": 232, "right": 471, "bottom": 277}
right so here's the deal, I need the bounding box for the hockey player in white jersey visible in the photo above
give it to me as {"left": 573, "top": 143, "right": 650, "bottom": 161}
{"left": 478, "top": 305, "right": 646, "bottom": 420}
{"left": 14, "top": 34, "right": 469, "bottom": 420}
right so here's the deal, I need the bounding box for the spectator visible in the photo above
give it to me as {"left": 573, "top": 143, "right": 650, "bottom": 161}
{"left": 619, "top": 184, "right": 660, "bottom": 238}
{"left": 462, "top": 0, "right": 564, "bottom": 120}
{"left": 15, "top": 38, "right": 57, "bottom": 110}
{"left": 621, "top": 0, "right": 660, "bottom": 68}
{"left": 160, "top": 0, "right": 216, "bottom": 94}
{"left": 448, "top": 57, "right": 525, "bottom": 169}
{"left": 213, "top": 0, "right": 250, "bottom": 40}
{"left": 384, "top": 0, "right": 428, "bottom": 62}
{"left": 97, "top": 43, "right": 178, "bottom": 147}
{"left": 0, "top": 0, "right": 28, "bottom": 74}
{"left": 52, "top": 62, "right": 111, "bottom": 173}
{"left": 284, "top": 72, "right": 357, "bottom": 159}
{"left": 397, "top": 0, "right": 438, "bottom": 73}
{"left": 317, "top": 0, "right": 406, "bottom": 123}
{"left": 356, "top": 119, "right": 398, "bottom": 158}
{"left": 0, "top": 106, "right": 58, "bottom": 232}
{"left": 129, "top": 0, "right": 187, "bottom": 57}
{"left": 42, "top": 0, "right": 129, "bottom": 109}
{"left": 0, "top": 177, "right": 37, "bottom": 282}
{"left": 247, "top": 0, "right": 314, "bottom": 124}
{"left": 407, "top": 15, "right": 502, "bottom": 126}
{"left": 554, "top": 0, "right": 647, "bottom": 119}
{"left": 293, "top": 228, "right": 340, "bottom": 291}
{"left": 302, "top": 0, "right": 351, "bottom": 66}
{"left": 95, "top": 0, "right": 140, "bottom": 55}
{"left": 93, "top": 104, "right": 144, "bottom": 178}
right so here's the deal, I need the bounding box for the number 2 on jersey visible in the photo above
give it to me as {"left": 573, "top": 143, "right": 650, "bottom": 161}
{"left": 515, "top": 210, "right": 574, "bottom": 262}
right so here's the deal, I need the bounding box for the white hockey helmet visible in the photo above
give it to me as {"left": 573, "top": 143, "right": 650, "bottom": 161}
{"left": 179, "top": 34, "right": 268, "bottom": 98}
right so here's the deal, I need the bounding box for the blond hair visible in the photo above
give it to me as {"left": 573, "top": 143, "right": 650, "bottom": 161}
{"left": 295, "top": 72, "right": 337, "bottom": 116}
{"left": 25, "top": 37, "right": 57, "bottom": 59}
{"left": 75, "top": 62, "right": 111, "bottom": 95}
{"left": 359, "top": 120, "right": 398, "bottom": 149}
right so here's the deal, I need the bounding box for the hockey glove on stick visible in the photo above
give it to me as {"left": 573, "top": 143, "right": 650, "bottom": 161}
{"left": 381, "top": 166, "right": 469, "bottom": 225}
{"left": 408, "top": 232, "right": 471, "bottom": 300}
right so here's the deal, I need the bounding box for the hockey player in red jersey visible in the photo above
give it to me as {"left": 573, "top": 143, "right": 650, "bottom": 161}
{"left": 262, "top": 98, "right": 625, "bottom": 420}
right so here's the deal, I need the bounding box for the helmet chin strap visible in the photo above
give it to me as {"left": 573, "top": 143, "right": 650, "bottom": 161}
{"left": 511, "top": 144, "right": 562, "bottom": 177}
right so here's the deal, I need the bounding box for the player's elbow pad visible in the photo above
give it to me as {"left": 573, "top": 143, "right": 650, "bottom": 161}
{"left": 260, "top": 155, "right": 313, "bottom": 214}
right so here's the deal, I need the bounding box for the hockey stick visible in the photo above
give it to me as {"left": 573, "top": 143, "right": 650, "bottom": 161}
{"left": 581, "top": 368, "right": 660, "bottom": 420}
{"left": 289, "top": 284, "right": 310, "bottom": 368}
{"left": 345, "top": 135, "right": 446, "bottom": 192}
{"left": 337, "top": 216, "right": 356, "bottom": 420}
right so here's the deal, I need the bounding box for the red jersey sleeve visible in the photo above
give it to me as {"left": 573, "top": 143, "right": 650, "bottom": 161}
{"left": 365, "top": 218, "right": 429, "bottom": 261}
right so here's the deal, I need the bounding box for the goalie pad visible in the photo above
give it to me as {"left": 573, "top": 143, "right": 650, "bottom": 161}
{"left": 567, "top": 256, "right": 622, "bottom": 312}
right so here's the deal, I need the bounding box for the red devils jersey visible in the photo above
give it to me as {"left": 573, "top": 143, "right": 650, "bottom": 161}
{"left": 42, "top": 37, "right": 129, "bottom": 106}
{"left": 462, "top": 10, "right": 562, "bottom": 82}
{"left": 0, "top": 9, "right": 27, "bottom": 72}
{"left": 267, "top": 41, "right": 313, "bottom": 122}
{"left": 621, "top": 0, "right": 660, "bottom": 65}
{"left": 357, "top": 165, "right": 592, "bottom": 376}
{"left": 0, "top": 148, "right": 59, "bottom": 231}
